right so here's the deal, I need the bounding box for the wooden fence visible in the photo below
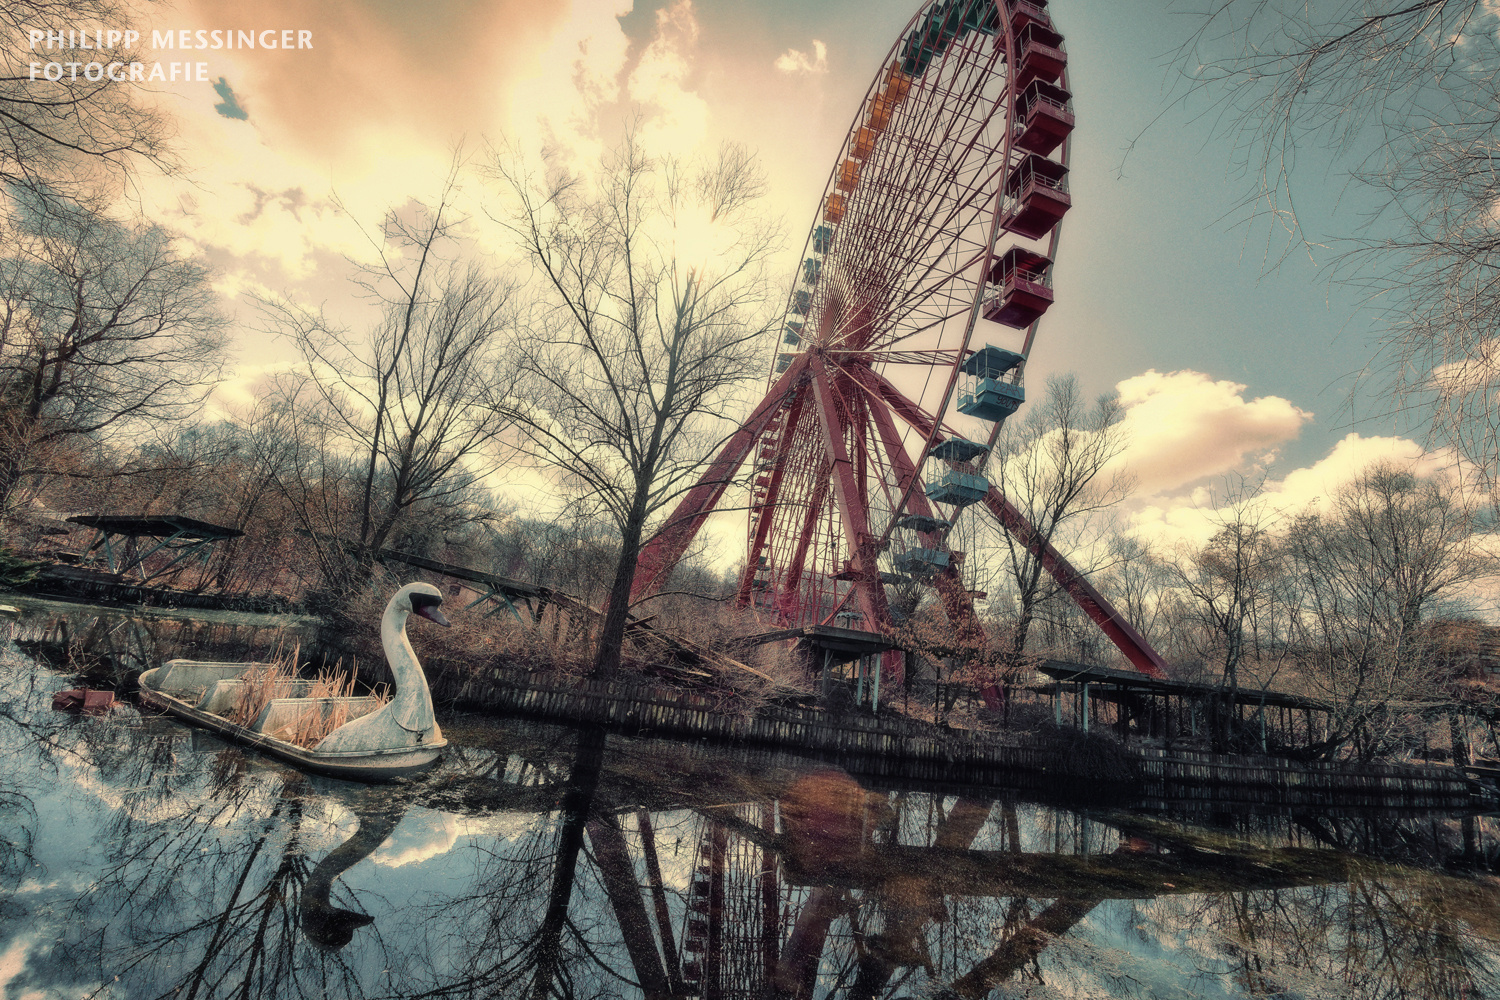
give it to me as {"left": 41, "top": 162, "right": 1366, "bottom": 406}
{"left": 439, "top": 663, "right": 1482, "bottom": 807}
{"left": 1134, "top": 746, "right": 1474, "bottom": 810}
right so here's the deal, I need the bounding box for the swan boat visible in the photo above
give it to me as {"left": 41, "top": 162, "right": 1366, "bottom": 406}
{"left": 138, "top": 583, "right": 451, "bottom": 782}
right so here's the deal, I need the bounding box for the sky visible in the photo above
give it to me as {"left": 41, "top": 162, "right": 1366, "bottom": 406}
{"left": 59, "top": 0, "right": 1494, "bottom": 598}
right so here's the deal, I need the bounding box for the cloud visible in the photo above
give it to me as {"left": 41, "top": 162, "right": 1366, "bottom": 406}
{"left": 628, "top": 0, "right": 709, "bottom": 156}
{"left": 774, "top": 39, "right": 828, "bottom": 75}
{"left": 175, "top": 0, "right": 563, "bottom": 163}
{"left": 1429, "top": 337, "right": 1500, "bottom": 398}
{"left": 126, "top": 0, "right": 567, "bottom": 279}
{"left": 211, "top": 77, "right": 248, "bottom": 120}
{"left": 1129, "top": 432, "right": 1459, "bottom": 552}
{"left": 1112, "top": 370, "right": 1312, "bottom": 497}
{"left": 506, "top": 0, "right": 635, "bottom": 172}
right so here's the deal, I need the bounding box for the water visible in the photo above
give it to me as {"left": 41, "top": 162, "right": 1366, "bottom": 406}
{"left": 3, "top": 618, "right": 1500, "bottom": 999}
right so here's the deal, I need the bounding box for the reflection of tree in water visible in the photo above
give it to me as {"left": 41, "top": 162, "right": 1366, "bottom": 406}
{"left": 54, "top": 762, "right": 399, "bottom": 1000}
{"left": 0, "top": 669, "right": 396, "bottom": 999}
{"left": 0, "top": 788, "right": 35, "bottom": 890}
{"left": 1161, "top": 873, "right": 1500, "bottom": 1000}
{"left": 9, "top": 645, "right": 1500, "bottom": 1000}
{"left": 399, "top": 728, "right": 612, "bottom": 1000}
{"left": 329, "top": 732, "right": 1500, "bottom": 1000}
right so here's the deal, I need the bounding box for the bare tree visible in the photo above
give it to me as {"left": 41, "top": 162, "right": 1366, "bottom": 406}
{"left": 1281, "top": 460, "right": 1496, "bottom": 758}
{"left": 2, "top": 0, "right": 174, "bottom": 196}
{"left": 1177, "top": 0, "right": 1500, "bottom": 494}
{"left": 988, "top": 375, "right": 1135, "bottom": 669}
{"left": 1168, "top": 480, "right": 1285, "bottom": 699}
{"left": 0, "top": 186, "right": 226, "bottom": 517}
{"left": 257, "top": 174, "right": 518, "bottom": 591}
{"left": 1097, "top": 534, "right": 1172, "bottom": 654}
{"left": 489, "top": 134, "right": 780, "bottom": 676}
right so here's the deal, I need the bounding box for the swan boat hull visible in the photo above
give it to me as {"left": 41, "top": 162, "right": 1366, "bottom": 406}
{"left": 138, "top": 664, "right": 445, "bottom": 782}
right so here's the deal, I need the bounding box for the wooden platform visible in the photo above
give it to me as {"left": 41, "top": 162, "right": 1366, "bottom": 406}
{"left": 438, "top": 665, "right": 1482, "bottom": 809}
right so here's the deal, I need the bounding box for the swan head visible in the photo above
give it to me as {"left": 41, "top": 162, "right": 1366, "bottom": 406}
{"left": 390, "top": 582, "right": 451, "bottom": 628}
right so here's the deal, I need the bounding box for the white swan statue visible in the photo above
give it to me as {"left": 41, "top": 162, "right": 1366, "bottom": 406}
{"left": 313, "top": 582, "right": 449, "bottom": 754}
{"left": 138, "top": 582, "right": 451, "bottom": 780}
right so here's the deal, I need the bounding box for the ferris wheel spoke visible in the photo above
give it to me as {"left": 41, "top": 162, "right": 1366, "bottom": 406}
{"left": 824, "top": 61, "right": 1004, "bottom": 324}
{"left": 843, "top": 348, "right": 967, "bottom": 367}
{"left": 807, "top": 355, "right": 893, "bottom": 629}
{"left": 780, "top": 463, "right": 832, "bottom": 608}
{"left": 861, "top": 300, "right": 976, "bottom": 355}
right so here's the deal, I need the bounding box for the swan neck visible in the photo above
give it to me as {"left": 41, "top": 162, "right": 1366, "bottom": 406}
{"left": 380, "top": 605, "right": 433, "bottom": 714}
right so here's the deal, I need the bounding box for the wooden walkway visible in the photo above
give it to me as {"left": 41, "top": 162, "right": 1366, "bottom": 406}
{"left": 447, "top": 665, "right": 1480, "bottom": 808}
{"left": 21, "top": 568, "right": 293, "bottom": 615}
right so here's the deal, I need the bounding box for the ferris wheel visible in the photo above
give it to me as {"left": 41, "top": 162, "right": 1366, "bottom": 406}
{"left": 634, "top": 0, "right": 1166, "bottom": 680}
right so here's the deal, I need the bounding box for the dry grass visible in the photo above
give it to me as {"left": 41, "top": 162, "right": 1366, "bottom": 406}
{"left": 223, "top": 643, "right": 390, "bottom": 748}
{"left": 273, "top": 659, "right": 391, "bottom": 747}
{"left": 225, "top": 644, "right": 301, "bottom": 728}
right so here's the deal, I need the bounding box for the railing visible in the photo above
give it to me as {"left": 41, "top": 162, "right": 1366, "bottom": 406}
{"left": 1134, "top": 745, "right": 1475, "bottom": 808}
{"left": 422, "top": 661, "right": 1482, "bottom": 805}
{"left": 1019, "top": 92, "right": 1073, "bottom": 120}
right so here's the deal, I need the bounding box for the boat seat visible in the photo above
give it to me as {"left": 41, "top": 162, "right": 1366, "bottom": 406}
{"left": 252, "top": 696, "right": 384, "bottom": 737}
{"left": 149, "top": 659, "right": 276, "bottom": 697}
{"left": 197, "top": 677, "right": 319, "bottom": 713}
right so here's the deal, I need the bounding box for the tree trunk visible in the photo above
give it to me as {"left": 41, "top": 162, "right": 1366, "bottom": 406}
{"left": 593, "top": 498, "right": 649, "bottom": 677}
{"left": 0, "top": 459, "right": 22, "bottom": 517}
{"left": 530, "top": 729, "right": 606, "bottom": 1000}
{"left": 1450, "top": 712, "right": 1471, "bottom": 768}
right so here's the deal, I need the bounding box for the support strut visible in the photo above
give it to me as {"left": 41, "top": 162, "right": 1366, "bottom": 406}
{"left": 850, "top": 365, "right": 1168, "bottom": 678}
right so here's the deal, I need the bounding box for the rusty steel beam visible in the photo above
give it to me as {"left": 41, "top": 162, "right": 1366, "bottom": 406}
{"left": 850, "top": 365, "right": 1168, "bottom": 678}
{"left": 587, "top": 814, "right": 672, "bottom": 1000}
{"left": 808, "top": 354, "right": 893, "bottom": 631}
{"left": 632, "top": 355, "right": 811, "bottom": 603}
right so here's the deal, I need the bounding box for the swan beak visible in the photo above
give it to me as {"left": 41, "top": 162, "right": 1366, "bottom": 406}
{"left": 416, "top": 606, "right": 452, "bottom": 628}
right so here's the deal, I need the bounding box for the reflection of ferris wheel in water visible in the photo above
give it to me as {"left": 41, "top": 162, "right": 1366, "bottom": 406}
{"left": 634, "top": 0, "right": 1167, "bottom": 681}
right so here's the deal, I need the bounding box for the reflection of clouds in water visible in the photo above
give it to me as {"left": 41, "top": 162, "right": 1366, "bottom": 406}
{"left": 0, "top": 935, "right": 29, "bottom": 989}
{"left": 371, "top": 808, "right": 459, "bottom": 868}
{"left": 354, "top": 809, "right": 561, "bottom": 869}
{"left": 453, "top": 810, "right": 551, "bottom": 844}
{"left": 0, "top": 932, "right": 103, "bottom": 1000}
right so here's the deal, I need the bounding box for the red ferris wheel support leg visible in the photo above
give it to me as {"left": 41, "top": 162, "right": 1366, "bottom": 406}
{"left": 808, "top": 355, "right": 893, "bottom": 632}
{"left": 778, "top": 469, "right": 832, "bottom": 617}
{"left": 979, "top": 490, "right": 1167, "bottom": 677}
{"left": 631, "top": 357, "right": 810, "bottom": 604}
{"left": 850, "top": 366, "right": 1169, "bottom": 679}
{"left": 736, "top": 391, "right": 810, "bottom": 606}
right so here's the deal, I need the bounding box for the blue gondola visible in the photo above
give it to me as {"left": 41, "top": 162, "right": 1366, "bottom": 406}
{"left": 897, "top": 514, "right": 951, "bottom": 533}
{"left": 927, "top": 436, "right": 989, "bottom": 463}
{"left": 926, "top": 470, "right": 989, "bottom": 505}
{"left": 958, "top": 380, "right": 1025, "bottom": 421}
{"left": 961, "top": 344, "right": 1024, "bottom": 378}
{"left": 893, "top": 547, "right": 951, "bottom": 575}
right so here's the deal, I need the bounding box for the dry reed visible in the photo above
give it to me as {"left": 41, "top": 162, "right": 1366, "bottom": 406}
{"left": 225, "top": 643, "right": 302, "bottom": 728}
{"left": 222, "top": 645, "right": 391, "bottom": 748}
{"left": 273, "top": 658, "right": 392, "bottom": 748}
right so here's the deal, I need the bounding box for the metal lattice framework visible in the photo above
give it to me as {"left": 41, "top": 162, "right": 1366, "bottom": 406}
{"left": 633, "top": 0, "right": 1167, "bottom": 681}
